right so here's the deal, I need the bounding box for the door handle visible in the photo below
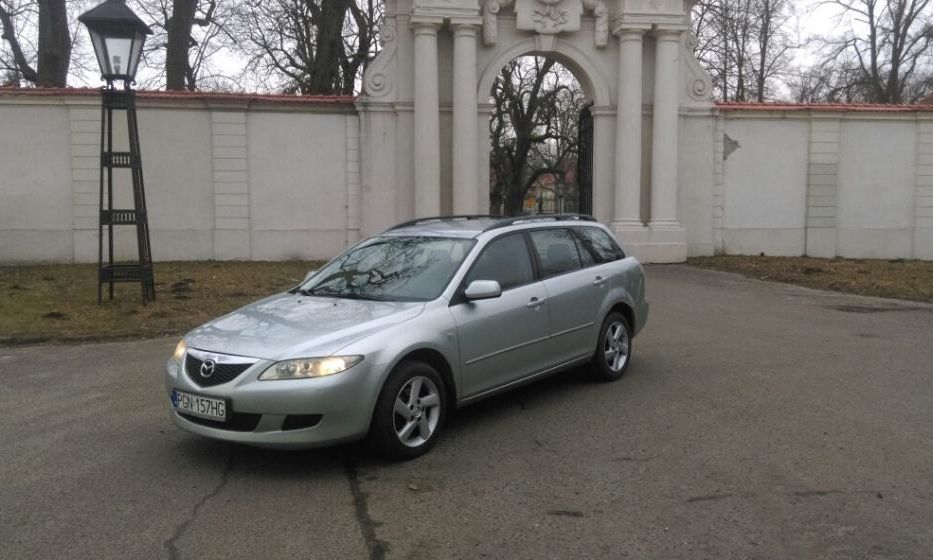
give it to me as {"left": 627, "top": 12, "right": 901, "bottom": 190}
{"left": 593, "top": 276, "right": 607, "bottom": 287}
{"left": 526, "top": 297, "right": 546, "bottom": 308}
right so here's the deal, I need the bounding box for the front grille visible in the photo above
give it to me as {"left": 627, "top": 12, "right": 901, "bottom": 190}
{"left": 185, "top": 354, "right": 253, "bottom": 387}
{"left": 178, "top": 411, "right": 262, "bottom": 432}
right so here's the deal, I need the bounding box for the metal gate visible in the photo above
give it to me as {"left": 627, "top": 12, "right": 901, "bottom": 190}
{"left": 576, "top": 103, "right": 594, "bottom": 215}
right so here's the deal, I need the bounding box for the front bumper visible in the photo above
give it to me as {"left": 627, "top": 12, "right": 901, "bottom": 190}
{"left": 164, "top": 355, "right": 382, "bottom": 449}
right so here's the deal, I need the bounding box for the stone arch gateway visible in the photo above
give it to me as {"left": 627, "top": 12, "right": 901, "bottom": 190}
{"left": 357, "top": 0, "right": 715, "bottom": 263}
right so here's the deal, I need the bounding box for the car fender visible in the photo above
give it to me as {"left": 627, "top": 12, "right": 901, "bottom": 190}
{"left": 597, "top": 257, "right": 645, "bottom": 333}
{"left": 333, "top": 303, "right": 461, "bottom": 421}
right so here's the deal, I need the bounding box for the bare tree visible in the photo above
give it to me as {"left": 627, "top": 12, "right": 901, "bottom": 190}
{"left": 0, "top": 0, "right": 71, "bottom": 86}
{"left": 489, "top": 57, "right": 586, "bottom": 216}
{"left": 819, "top": 0, "right": 933, "bottom": 103}
{"left": 788, "top": 53, "right": 870, "bottom": 102}
{"left": 692, "top": 0, "right": 799, "bottom": 101}
{"left": 750, "top": 0, "right": 798, "bottom": 101}
{"left": 132, "top": 0, "right": 236, "bottom": 90}
{"left": 233, "top": 0, "right": 380, "bottom": 95}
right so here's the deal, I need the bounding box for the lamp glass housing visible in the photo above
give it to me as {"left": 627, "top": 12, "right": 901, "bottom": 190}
{"left": 86, "top": 25, "right": 147, "bottom": 83}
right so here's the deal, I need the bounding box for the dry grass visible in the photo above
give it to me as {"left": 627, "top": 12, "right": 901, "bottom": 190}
{"left": 0, "top": 261, "right": 323, "bottom": 345}
{"left": 689, "top": 255, "right": 933, "bottom": 303}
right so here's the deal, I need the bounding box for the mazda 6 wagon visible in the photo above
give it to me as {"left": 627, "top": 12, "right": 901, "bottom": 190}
{"left": 165, "top": 214, "right": 649, "bottom": 460}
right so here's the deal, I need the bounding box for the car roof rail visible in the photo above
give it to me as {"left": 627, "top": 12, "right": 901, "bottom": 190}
{"left": 481, "top": 213, "right": 598, "bottom": 232}
{"left": 388, "top": 215, "right": 499, "bottom": 230}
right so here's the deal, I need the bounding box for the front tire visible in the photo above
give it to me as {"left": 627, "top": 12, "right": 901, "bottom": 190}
{"left": 590, "top": 312, "right": 632, "bottom": 382}
{"left": 369, "top": 360, "right": 447, "bottom": 460}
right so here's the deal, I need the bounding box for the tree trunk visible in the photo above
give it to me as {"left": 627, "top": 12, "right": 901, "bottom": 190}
{"left": 504, "top": 185, "right": 525, "bottom": 216}
{"left": 306, "top": 0, "right": 351, "bottom": 94}
{"left": 166, "top": 0, "right": 198, "bottom": 90}
{"left": 36, "top": 0, "right": 70, "bottom": 86}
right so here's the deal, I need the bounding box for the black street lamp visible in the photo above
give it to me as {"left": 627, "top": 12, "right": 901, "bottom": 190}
{"left": 79, "top": 0, "right": 151, "bottom": 86}
{"left": 79, "top": 0, "right": 156, "bottom": 303}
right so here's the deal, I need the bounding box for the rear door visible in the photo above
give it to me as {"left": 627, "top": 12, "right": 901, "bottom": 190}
{"left": 449, "top": 233, "right": 551, "bottom": 397}
{"left": 528, "top": 228, "right": 606, "bottom": 364}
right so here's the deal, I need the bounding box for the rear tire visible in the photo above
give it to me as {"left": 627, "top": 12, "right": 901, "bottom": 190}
{"left": 590, "top": 312, "right": 632, "bottom": 382}
{"left": 369, "top": 360, "right": 447, "bottom": 461}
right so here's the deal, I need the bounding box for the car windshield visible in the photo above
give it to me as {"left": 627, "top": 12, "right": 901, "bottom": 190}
{"left": 299, "top": 236, "right": 475, "bottom": 302}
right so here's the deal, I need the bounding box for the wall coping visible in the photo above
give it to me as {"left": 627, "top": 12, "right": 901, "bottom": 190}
{"left": 717, "top": 101, "right": 933, "bottom": 113}
{"left": 0, "top": 87, "right": 357, "bottom": 111}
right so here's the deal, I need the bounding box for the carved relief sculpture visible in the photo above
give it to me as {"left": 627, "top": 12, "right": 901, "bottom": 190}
{"left": 515, "top": 0, "right": 583, "bottom": 34}
{"left": 483, "top": 0, "right": 607, "bottom": 48}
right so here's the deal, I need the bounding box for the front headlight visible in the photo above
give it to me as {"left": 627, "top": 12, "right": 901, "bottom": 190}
{"left": 173, "top": 340, "right": 187, "bottom": 363}
{"left": 258, "top": 356, "right": 363, "bottom": 380}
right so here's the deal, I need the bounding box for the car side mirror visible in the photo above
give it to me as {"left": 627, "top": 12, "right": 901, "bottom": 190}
{"left": 303, "top": 269, "right": 318, "bottom": 283}
{"left": 464, "top": 280, "right": 502, "bottom": 300}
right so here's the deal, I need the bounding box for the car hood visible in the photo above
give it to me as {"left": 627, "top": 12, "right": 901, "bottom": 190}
{"left": 184, "top": 292, "right": 425, "bottom": 360}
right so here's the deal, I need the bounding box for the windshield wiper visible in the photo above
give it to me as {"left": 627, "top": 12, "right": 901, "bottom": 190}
{"left": 305, "top": 286, "right": 387, "bottom": 301}
{"left": 338, "top": 293, "right": 388, "bottom": 301}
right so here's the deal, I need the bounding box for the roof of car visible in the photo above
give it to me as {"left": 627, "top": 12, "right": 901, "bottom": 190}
{"left": 382, "top": 214, "right": 599, "bottom": 238}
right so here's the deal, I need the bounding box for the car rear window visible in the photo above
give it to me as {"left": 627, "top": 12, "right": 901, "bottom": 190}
{"left": 575, "top": 227, "right": 625, "bottom": 263}
{"left": 528, "top": 229, "right": 583, "bottom": 277}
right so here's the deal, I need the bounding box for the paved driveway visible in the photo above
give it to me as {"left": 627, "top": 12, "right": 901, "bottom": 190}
{"left": 2, "top": 265, "right": 933, "bottom": 559}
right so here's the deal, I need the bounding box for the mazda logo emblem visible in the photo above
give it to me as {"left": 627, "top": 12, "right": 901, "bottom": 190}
{"left": 200, "top": 359, "right": 216, "bottom": 378}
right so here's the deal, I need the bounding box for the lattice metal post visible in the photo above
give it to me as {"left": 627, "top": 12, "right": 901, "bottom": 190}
{"left": 97, "top": 83, "right": 155, "bottom": 304}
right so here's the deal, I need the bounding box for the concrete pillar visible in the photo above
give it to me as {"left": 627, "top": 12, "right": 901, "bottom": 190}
{"left": 412, "top": 18, "right": 443, "bottom": 217}
{"left": 612, "top": 26, "right": 649, "bottom": 231}
{"left": 477, "top": 103, "right": 495, "bottom": 214}
{"left": 805, "top": 116, "right": 840, "bottom": 257}
{"left": 649, "top": 27, "right": 683, "bottom": 228}
{"left": 635, "top": 25, "right": 687, "bottom": 263}
{"left": 451, "top": 19, "right": 482, "bottom": 215}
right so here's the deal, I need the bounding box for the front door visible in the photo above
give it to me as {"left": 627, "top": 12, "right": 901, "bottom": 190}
{"left": 449, "top": 233, "right": 550, "bottom": 397}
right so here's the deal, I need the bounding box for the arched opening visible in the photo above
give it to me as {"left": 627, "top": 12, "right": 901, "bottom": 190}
{"left": 487, "top": 55, "right": 593, "bottom": 216}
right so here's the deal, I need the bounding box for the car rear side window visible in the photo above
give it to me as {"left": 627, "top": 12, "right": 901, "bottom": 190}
{"left": 529, "top": 229, "right": 583, "bottom": 277}
{"left": 464, "top": 233, "right": 534, "bottom": 290}
{"left": 575, "top": 227, "right": 625, "bottom": 263}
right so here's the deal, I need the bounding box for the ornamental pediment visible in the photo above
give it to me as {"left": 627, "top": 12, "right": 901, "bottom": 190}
{"left": 618, "top": 0, "right": 687, "bottom": 17}
{"left": 411, "top": 0, "right": 481, "bottom": 17}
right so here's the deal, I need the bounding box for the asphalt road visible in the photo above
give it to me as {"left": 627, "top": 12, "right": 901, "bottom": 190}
{"left": 2, "top": 265, "right": 933, "bottom": 560}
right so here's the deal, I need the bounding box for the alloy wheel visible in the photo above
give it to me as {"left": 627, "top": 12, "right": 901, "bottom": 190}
{"left": 393, "top": 375, "right": 442, "bottom": 448}
{"left": 603, "top": 321, "right": 630, "bottom": 372}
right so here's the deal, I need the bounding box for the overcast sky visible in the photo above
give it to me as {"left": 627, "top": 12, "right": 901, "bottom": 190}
{"left": 8, "top": 0, "right": 871, "bottom": 92}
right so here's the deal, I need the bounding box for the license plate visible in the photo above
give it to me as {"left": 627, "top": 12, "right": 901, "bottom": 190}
{"left": 171, "top": 389, "right": 227, "bottom": 421}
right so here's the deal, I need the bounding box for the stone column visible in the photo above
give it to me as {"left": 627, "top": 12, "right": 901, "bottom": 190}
{"left": 649, "top": 26, "right": 683, "bottom": 229}
{"left": 411, "top": 17, "right": 443, "bottom": 217}
{"left": 612, "top": 26, "right": 649, "bottom": 231}
{"left": 451, "top": 19, "right": 482, "bottom": 215}
{"left": 477, "top": 102, "right": 495, "bottom": 214}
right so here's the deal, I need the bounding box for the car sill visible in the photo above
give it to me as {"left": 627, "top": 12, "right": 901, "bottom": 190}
{"left": 458, "top": 354, "right": 592, "bottom": 407}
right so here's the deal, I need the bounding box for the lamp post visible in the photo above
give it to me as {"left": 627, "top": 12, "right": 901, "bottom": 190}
{"left": 79, "top": 0, "right": 155, "bottom": 303}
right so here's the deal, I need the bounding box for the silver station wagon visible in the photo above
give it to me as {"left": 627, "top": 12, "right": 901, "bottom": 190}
{"left": 165, "top": 215, "right": 649, "bottom": 459}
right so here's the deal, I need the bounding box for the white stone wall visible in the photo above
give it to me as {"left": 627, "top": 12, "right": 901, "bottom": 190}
{"left": 0, "top": 91, "right": 357, "bottom": 263}
{"left": 2, "top": 91, "right": 933, "bottom": 263}
{"left": 712, "top": 107, "right": 933, "bottom": 260}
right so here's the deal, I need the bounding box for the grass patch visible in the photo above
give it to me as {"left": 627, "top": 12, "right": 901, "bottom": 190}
{"left": 688, "top": 255, "right": 933, "bottom": 303}
{"left": 0, "top": 261, "right": 323, "bottom": 345}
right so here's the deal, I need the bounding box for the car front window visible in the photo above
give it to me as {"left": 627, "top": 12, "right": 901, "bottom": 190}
{"left": 301, "top": 236, "right": 475, "bottom": 302}
{"left": 464, "top": 233, "right": 534, "bottom": 290}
